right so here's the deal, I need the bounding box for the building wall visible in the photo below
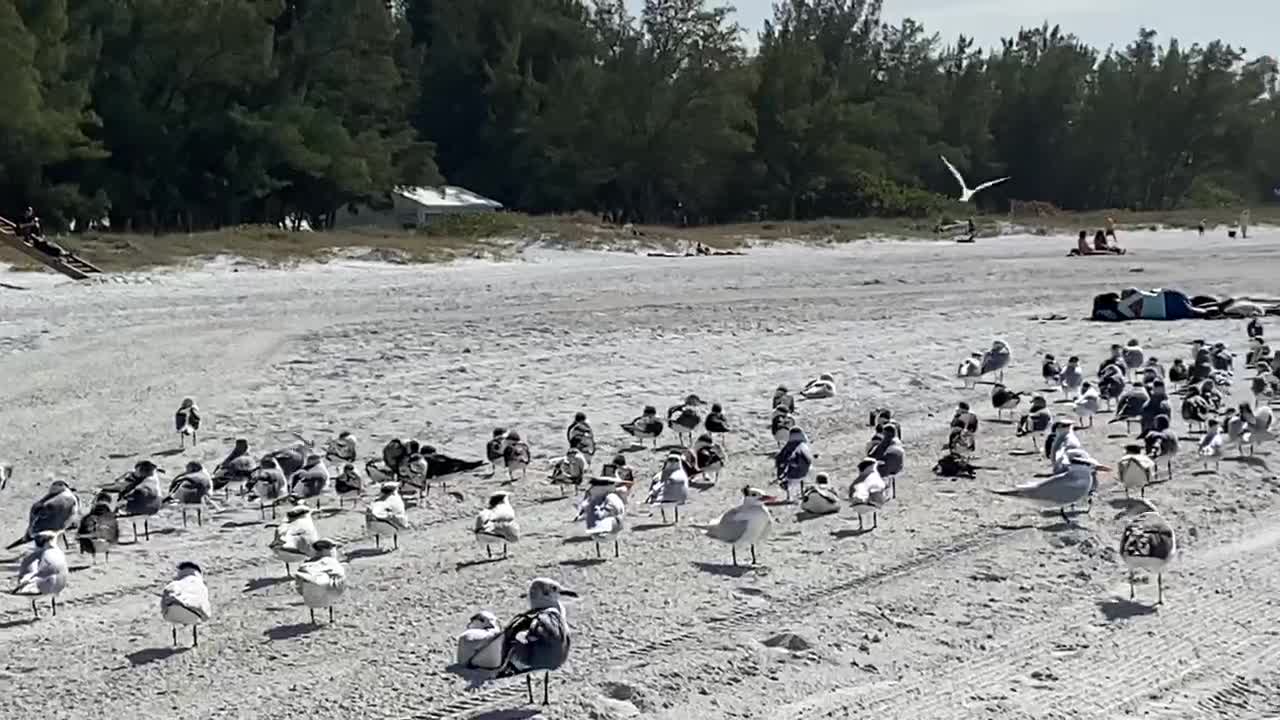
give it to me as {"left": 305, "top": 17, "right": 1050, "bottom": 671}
{"left": 329, "top": 195, "right": 495, "bottom": 230}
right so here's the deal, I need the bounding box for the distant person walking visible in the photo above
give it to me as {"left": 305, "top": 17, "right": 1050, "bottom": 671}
{"left": 1240, "top": 209, "right": 1251, "bottom": 239}
{"left": 1198, "top": 218, "right": 1206, "bottom": 237}
{"left": 1105, "top": 216, "right": 1117, "bottom": 241}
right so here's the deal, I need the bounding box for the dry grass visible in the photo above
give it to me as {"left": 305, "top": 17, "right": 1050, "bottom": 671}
{"left": 1, "top": 207, "right": 1276, "bottom": 273}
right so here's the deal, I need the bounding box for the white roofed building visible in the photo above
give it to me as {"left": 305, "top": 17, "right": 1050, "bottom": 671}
{"left": 331, "top": 185, "right": 503, "bottom": 230}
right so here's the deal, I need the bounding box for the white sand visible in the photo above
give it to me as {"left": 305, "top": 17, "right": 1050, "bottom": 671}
{"left": 3, "top": 229, "right": 1280, "bottom": 719}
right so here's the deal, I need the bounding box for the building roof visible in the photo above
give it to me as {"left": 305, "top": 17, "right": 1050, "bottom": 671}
{"left": 394, "top": 185, "right": 503, "bottom": 211}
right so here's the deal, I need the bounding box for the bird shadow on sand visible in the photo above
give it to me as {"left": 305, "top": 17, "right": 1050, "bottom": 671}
{"left": 68, "top": 564, "right": 94, "bottom": 573}
{"left": 469, "top": 709, "right": 543, "bottom": 720}
{"left": 1008, "top": 450, "right": 1041, "bottom": 457}
{"left": 534, "top": 496, "right": 570, "bottom": 505}
{"left": 244, "top": 576, "right": 291, "bottom": 593}
{"left": 344, "top": 547, "right": 390, "bottom": 563}
{"left": 457, "top": 557, "right": 508, "bottom": 570}
{"left": 0, "top": 617, "right": 38, "bottom": 630}
{"left": 152, "top": 447, "right": 186, "bottom": 458}
{"left": 692, "top": 561, "right": 752, "bottom": 578}
{"left": 631, "top": 523, "right": 674, "bottom": 532}
{"left": 1192, "top": 468, "right": 1219, "bottom": 477}
{"left": 620, "top": 443, "right": 651, "bottom": 453}
{"left": 560, "top": 558, "right": 608, "bottom": 568}
{"left": 1227, "top": 455, "right": 1270, "bottom": 469}
{"left": 560, "top": 535, "right": 594, "bottom": 544}
{"left": 106, "top": 452, "right": 136, "bottom": 460}
{"left": 794, "top": 511, "right": 836, "bottom": 523}
{"left": 654, "top": 444, "right": 686, "bottom": 454}
{"left": 220, "top": 520, "right": 261, "bottom": 529}
{"left": 987, "top": 418, "right": 1015, "bottom": 425}
{"left": 830, "top": 527, "right": 875, "bottom": 539}
{"left": 764, "top": 499, "right": 796, "bottom": 507}
{"left": 690, "top": 480, "right": 717, "bottom": 491}
{"left": 1106, "top": 433, "right": 1131, "bottom": 440}
{"left": 126, "top": 647, "right": 188, "bottom": 666}
{"left": 1097, "top": 598, "right": 1158, "bottom": 621}
{"left": 264, "top": 622, "right": 322, "bottom": 641}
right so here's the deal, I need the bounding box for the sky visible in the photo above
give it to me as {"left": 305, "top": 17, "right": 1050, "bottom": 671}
{"left": 626, "top": 1, "right": 1279, "bottom": 57}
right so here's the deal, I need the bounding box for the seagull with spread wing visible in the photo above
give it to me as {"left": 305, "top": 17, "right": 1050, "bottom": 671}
{"left": 940, "top": 155, "right": 1010, "bottom": 202}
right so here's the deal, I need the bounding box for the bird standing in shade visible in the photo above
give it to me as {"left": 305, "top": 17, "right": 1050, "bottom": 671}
{"left": 165, "top": 461, "right": 212, "bottom": 527}
{"left": 293, "top": 539, "right": 346, "bottom": 625}
{"left": 365, "top": 482, "right": 409, "bottom": 551}
{"left": 702, "top": 487, "right": 777, "bottom": 566}
{"left": 576, "top": 476, "right": 626, "bottom": 558}
{"left": 980, "top": 339, "right": 1012, "bottom": 382}
{"left": 160, "top": 561, "right": 211, "bottom": 647}
{"left": 11, "top": 530, "right": 68, "bottom": 618}
{"left": 174, "top": 398, "right": 201, "bottom": 448}
{"left": 77, "top": 492, "right": 119, "bottom": 563}
{"left": 496, "top": 578, "right": 578, "bottom": 706}
{"left": 1119, "top": 498, "right": 1176, "bottom": 605}
{"left": 7, "top": 479, "right": 79, "bottom": 551}
{"left": 475, "top": 491, "right": 520, "bottom": 559}
{"left": 117, "top": 461, "right": 163, "bottom": 540}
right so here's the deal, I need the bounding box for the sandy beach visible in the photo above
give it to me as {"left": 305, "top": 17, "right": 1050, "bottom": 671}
{"left": 2, "top": 228, "right": 1280, "bottom": 720}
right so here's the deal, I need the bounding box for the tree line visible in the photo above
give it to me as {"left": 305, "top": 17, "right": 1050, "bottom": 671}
{"left": 2, "top": 0, "right": 1277, "bottom": 232}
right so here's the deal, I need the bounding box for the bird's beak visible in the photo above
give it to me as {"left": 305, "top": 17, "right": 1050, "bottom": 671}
{"left": 761, "top": 495, "right": 780, "bottom": 504}
{"left": 560, "top": 589, "right": 579, "bottom": 598}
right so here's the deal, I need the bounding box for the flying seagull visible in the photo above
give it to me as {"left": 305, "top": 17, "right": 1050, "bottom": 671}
{"left": 940, "top": 155, "right": 1010, "bottom": 202}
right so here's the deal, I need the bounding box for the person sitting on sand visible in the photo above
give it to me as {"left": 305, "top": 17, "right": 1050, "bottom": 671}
{"left": 1071, "top": 230, "right": 1098, "bottom": 256}
{"left": 1093, "top": 229, "right": 1124, "bottom": 255}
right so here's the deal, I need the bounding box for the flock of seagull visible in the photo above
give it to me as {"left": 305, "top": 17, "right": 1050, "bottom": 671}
{"left": 3, "top": 318, "right": 1272, "bottom": 706}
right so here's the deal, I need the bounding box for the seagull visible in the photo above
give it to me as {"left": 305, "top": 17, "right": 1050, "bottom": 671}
{"left": 848, "top": 459, "right": 888, "bottom": 531}
{"left": 1123, "top": 340, "right": 1146, "bottom": 378}
{"left": 1110, "top": 383, "right": 1150, "bottom": 434}
{"left": 667, "top": 394, "right": 705, "bottom": 447}
{"left": 456, "top": 610, "right": 504, "bottom": 670}
{"left": 704, "top": 403, "right": 732, "bottom": 446}
{"left": 365, "top": 482, "right": 409, "bottom": 551}
{"left": 289, "top": 454, "right": 330, "bottom": 508}
{"left": 212, "top": 438, "right": 256, "bottom": 499}
{"left": 485, "top": 428, "right": 508, "bottom": 474}
{"left": 869, "top": 425, "right": 905, "bottom": 500}
{"left": 800, "top": 373, "right": 836, "bottom": 400}
{"left": 324, "top": 432, "right": 358, "bottom": 464}
{"left": 165, "top": 461, "right": 212, "bottom": 527}
{"left": 245, "top": 457, "right": 287, "bottom": 518}
{"left": 772, "top": 386, "right": 796, "bottom": 414}
{"left": 77, "top": 492, "right": 119, "bottom": 563}
{"left": 940, "top": 154, "right": 1010, "bottom": 202}
{"left": 502, "top": 431, "right": 531, "bottom": 482}
{"left": 1168, "top": 358, "right": 1190, "bottom": 384}
{"left": 990, "top": 448, "right": 1110, "bottom": 523}
{"left": 702, "top": 486, "right": 777, "bottom": 566}
{"left": 1142, "top": 415, "right": 1179, "bottom": 480}
{"left": 1074, "top": 383, "right": 1102, "bottom": 428}
{"left": 1, "top": 462, "right": 13, "bottom": 491}
{"left": 548, "top": 448, "right": 588, "bottom": 497}
{"left": 1199, "top": 419, "right": 1226, "bottom": 470}
{"left": 957, "top": 352, "right": 984, "bottom": 388}
{"left": 646, "top": 453, "right": 689, "bottom": 524}
{"left": 770, "top": 407, "right": 796, "bottom": 447}
{"left": 1041, "top": 354, "right": 1062, "bottom": 388}
{"left": 1119, "top": 498, "right": 1176, "bottom": 605}
{"left": 576, "top": 476, "right": 626, "bottom": 558}
{"left": 1180, "top": 388, "right": 1212, "bottom": 433}
{"left": 1098, "top": 365, "right": 1127, "bottom": 411}
{"left": 7, "top": 479, "right": 80, "bottom": 550}
{"left": 980, "top": 339, "right": 1012, "bottom": 382}
{"left": 950, "top": 402, "right": 980, "bottom": 452}
{"left": 990, "top": 383, "right": 1023, "bottom": 420}
{"left": 800, "top": 473, "right": 840, "bottom": 515}
{"left": 1117, "top": 444, "right": 1157, "bottom": 499}
{"left": 269, "top": 505, "right": 318, "bottom": 576}
{"left": 496, "top": 578, "right": 578, "bottom": 706}
{"left": 1225, "top": 407, "right": 1254, "bottom": 455}
{"left": 1017, "top": 396, "right": 1053, "bottom": 450}
{"left": 475, "top": 491, "right": 520, "bottom": 559}
{"left": 160, "top": 561, "right": 211, "bottom": 647}
{"left": 175, "top": 397, "right": 201, "bottom": 448}
{"left": 293, "top": 539, "right": 347, "bottom": 625}
{"left": 1047, "top": 420, "right": 1085, "bottom": 469}
{"left": 11, "top": 530, "right": 68, "bottom": 618}
{"left": 418, "top": 445, "right": 485, "bottom": 493}
{"left": 621, "top": 406, "right": 664, "bottom": 448}
{"left": 1059, "top": 356, "right": 1085, "bottom": 400}
{"left": 690, "top": 434, "right": 727, "bottom": 483}
{"left": 566, "top": 412, "right": 596, "bottom": 462}
{"left": 333, "top": 463, "right": 364, "bottom": 507}
{"left": 117, "top": 461, "right": 164, "bottom": 540}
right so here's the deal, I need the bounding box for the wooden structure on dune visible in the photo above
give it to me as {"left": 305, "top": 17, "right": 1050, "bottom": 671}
{"left": 0, "top": 215, "right": 102, "bottom": 280}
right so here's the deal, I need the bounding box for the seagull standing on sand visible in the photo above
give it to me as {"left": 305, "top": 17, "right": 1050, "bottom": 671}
{"left": 990, "top": 384, "right": 1023, "bottom": 420}
{"left": 1048, "top": 420, "right": 1084, "bottom": 468}
{"left": 324, "top": 432, "right": 358, "bottom": 464}
{"left": 365, "top": 482, "right": 409, "bottom": 551}
{"left": 496, "top": 578, "right": 578, "bottom": 706}
{"left": 548, "top": 448, "right": 588, "bottom": 496}
{"left": 245, "top": 457, "right": 287, "bottom": 518}
{"left": 1142, "top": 415, "right": 1179, "bottom": 480}
{"left": 1041, "top": 354, "right": 1062, "bottom": 387}
{"left": 118, "top": 461, "right": 163, "bottom": 540}
{"left": 212, "top": 439, "right": 256, "bottom": 499}
{"left": 7, "top": 479, "right": 79, "bottom": 550}
{"left": 486, "top": 428, "right": 508, "bottom": 474}
{"left": 160, "top": 561, "right": 211, "bottom": 647}
{"left": 848, "top": 459, "right": 888, "bottom": 531}
{"left": 1110, "top": 383, "right": 1150, "bottom": 434}
{"left": 800, "top": 473, "right": 840, "bottom": 515}
{"left": 566, "top": 412, "right": 596, "bottom": 463}
{"left": 165, "top": 461, "right": 212, "bottom": 527}
{"left": 174, "top": 398, "right": 201, "bottom": 448}
{"left": 621, "top": 406, "right": 664, "bottom": 448}
{"left": 10, "top": 530, "right": 68, "bottom": 618}
{"left": 990, "top": 448, "right": 1110, "bottom": 523}
{"left": 576, "top": 476, "right": 627, "bottom": 558}
{"left": 77, "top": 492, "right": 119, "bottom": 563}
{"left": 981, "top": 339, "right": 1012, "bottom": 382}
{"left": 475, "top": 491, "right": 520, "bottom": 559}
{"left": 770, "top": 407, "right": 797, "bottom": 447}
{"left": 1123, "top": 340, "right": 1146, "bottom": 378}
{"left": 333, "top": 464, "right": 363, "bottom": 507}
{"left": 958, "top": 353, "right": 984, "bottom": 388}
{"left": 293, "top": 539, "right": 346, "bottom": 625}
{"left": 289, "top": 454, "right": 330, "bottom": 508}
{"left": 1181, "top": 387, "right": 1212, "bottom": 433}
{"left": 456, "top": 611, "right": 504, "bottom": 670}
{"left": 704, "top": 403, "right": 731, "bottom": 446}
{"left": 775, "top": 428, "right": 814, "bottom": 502}
{"left": 1199, "top": 419, "right": 1226, "bottom": 470}
{"left": 940, "top": 155, "right": 1010, "bottom": 202}
{"left": 0, "top": 462, "right": 12, "bottom": 491}
{"left": 646, "top": 453, "right": 689, "bottom": 524}
{"left": 1074, "top": 382, "right": 1102, "bottom": 427}
{"left": 1017, "top": 396, "right": 1053, "bottom": 450}
{"left": 1059, "top": 356, "right": 1084, "bottom": 399}
{"left": 1119, "top": 498, "right": 1176, "bottom": 605}
{"left": 667, "top": 394, "right": 705, "bottom": 447}
{"left": 702, "top": 487, "right": 777, "bottom": 566}
{"left": 1117, "top": 444, "right": 1157, "bottom": 499}
{"left": 502, "top": 431, "right": 531, "bottom": 482}
{"left": 269, "top": 505, "right": 318, "bottom": 576}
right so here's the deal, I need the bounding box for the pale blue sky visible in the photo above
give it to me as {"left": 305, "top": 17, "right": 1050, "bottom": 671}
{"left": 627, "top": 1, "right": 1278, "bottom": 57}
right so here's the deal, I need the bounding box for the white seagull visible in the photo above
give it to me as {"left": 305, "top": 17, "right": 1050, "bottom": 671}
{"left": 365, "top": 482, "right": 409, "bottom": 551}
{"left": 1119, "top": 498, "right": 1176, "bottom": 605}
{"left": 940, "top": 154, "right": 1011, "bottom": 202}
{"left": 474, "top": 491, "right": 520, "bottom": 559}
{"left": 293, "top": 539, "right": 347, "bottom": 625}
{"left": 702, "top": 486, "right": 777, "bottom": 567}
{"left": 160, "top": 561, "right": 212, "bottom": 647}
{"left": 11, "top": 530, "right": 69, "bottom": 619}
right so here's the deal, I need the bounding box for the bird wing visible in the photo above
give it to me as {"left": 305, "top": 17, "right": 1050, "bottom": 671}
{"left": 973, "top": 176, "right": 1011, "bottom": 193}
{"left": 706, "top": 507, "right": 751, "bottom": 542}
{"left": 161, "top": 577, "right": 211, "bottom": 620}
{"left": 940, "top": 154, "right": 967, "bottom": 189}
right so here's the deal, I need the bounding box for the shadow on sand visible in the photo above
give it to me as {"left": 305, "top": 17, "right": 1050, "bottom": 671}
{"left": 692, "top": 561, "right": 752, "bottom": 578}
{"left": 126, "top": 647, "right": 188, "bottom": 666}
{"left": 1097, "top": 598, "right": 1158, "bottom": 621}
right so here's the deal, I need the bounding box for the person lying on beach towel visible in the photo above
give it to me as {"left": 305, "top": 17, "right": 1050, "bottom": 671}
{"left": 1091, "top": 288, "right": 1280, "bottom": 321}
